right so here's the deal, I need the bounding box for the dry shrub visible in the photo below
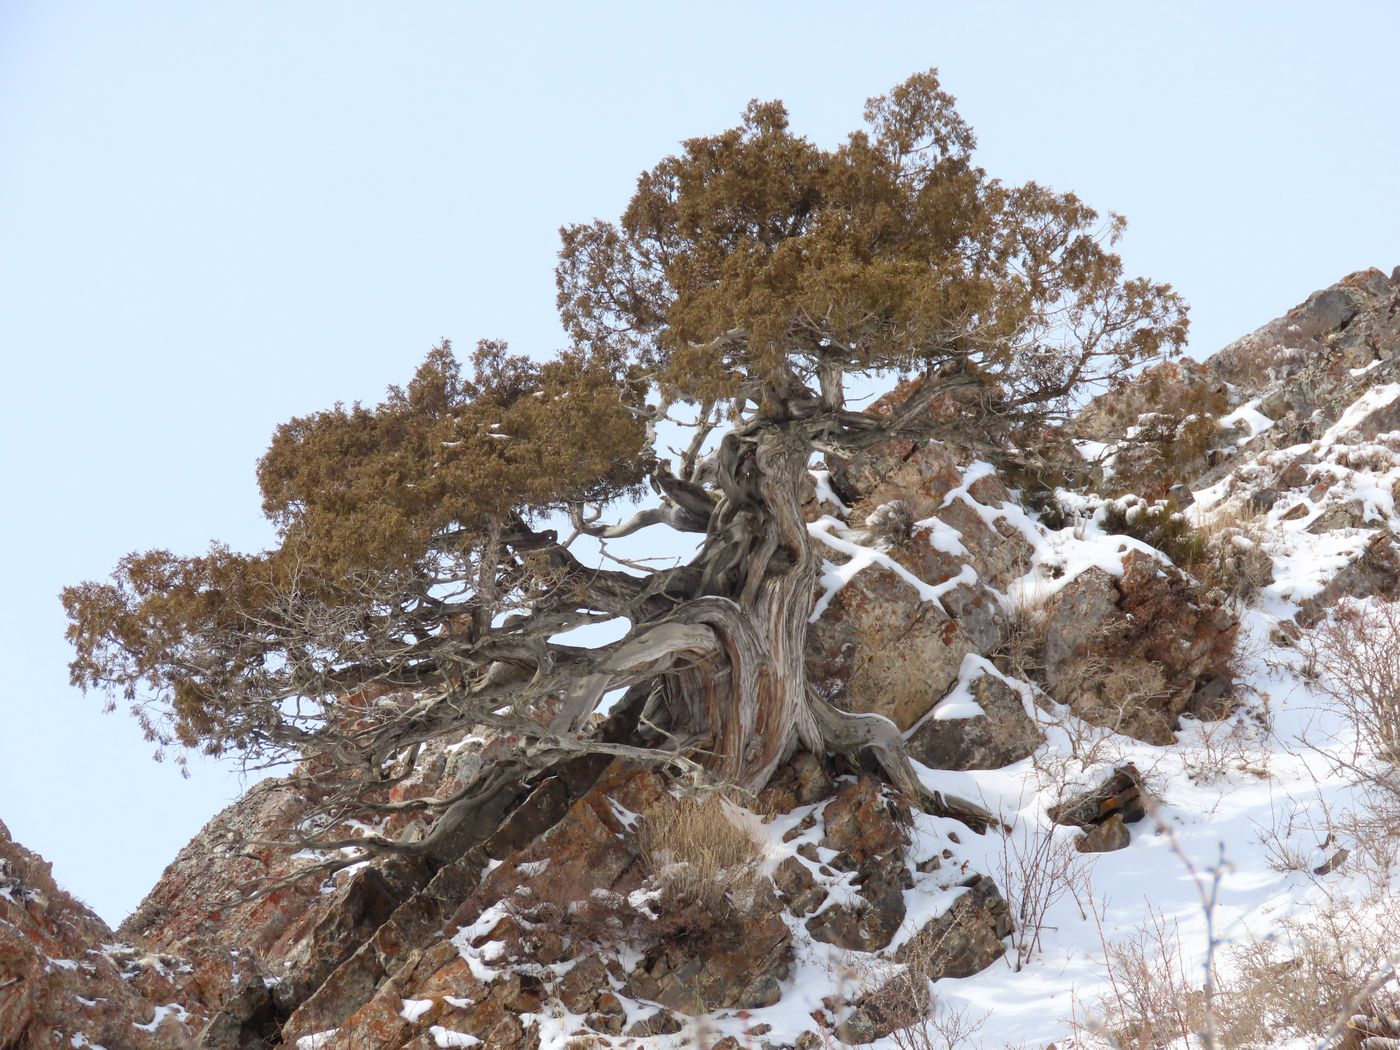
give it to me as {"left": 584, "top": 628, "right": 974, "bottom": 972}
{"left": 1100, "top": 498, "right": 1209, "bottom": 569}
{"left": 1217, "top": 901, "right": 1400, "bottom": 1048}
{"left": 1076, "top": 892, "right": 1400, "bottom": 1050}
{"left": 997, "top": 821, "right": 1093, "bottom": 971}
{"left": 1306, "top": 599, "right": 1400, "bottom": 767}
{"left": 1331, "top": 441, "right": 1400, "bottom": 473}
{"left": 1185, "top": 502, "right": 1273, "bottom": 605}
{"left": 638, "top": 792, "right": 770, "bottom": 915}
{"left": 1100, "top": 496, "right": 1270, "bottom": 605}
{"left": 1079, "top": 360, "right": 1231, "bottom": 500}
{"left": 1181, "top": 714, "right": 1271, "bottom": 785}
{"left": 885, "top": 994, "right": 987, "bottom": 1050}
{"left": 1076, "top": 903, "right": 1202, "bottom": 1050}
{"left": 996, "top": 583, "right": 1055, "bottom": 683}
{"left": 862, "top": 498, "right": 916, "bottom": 547}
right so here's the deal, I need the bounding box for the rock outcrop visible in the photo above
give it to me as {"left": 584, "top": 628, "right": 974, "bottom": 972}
{"left": 0, "top": 818, "right": 208, "bottom": 1049}
{"left": 1039, "top": 552, "right": 1238, "bottom": 744}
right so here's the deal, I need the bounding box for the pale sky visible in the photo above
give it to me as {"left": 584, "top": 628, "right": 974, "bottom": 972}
{"left": 3, "top": 2, "right": 1397, "bottom": 925}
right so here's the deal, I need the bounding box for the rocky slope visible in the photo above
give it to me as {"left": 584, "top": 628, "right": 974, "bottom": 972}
{"left": 5, "top": 267, "right": 1400, "bottom": 1049}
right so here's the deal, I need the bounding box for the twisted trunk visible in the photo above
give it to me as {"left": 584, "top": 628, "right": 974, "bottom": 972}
{"left": 636, "top": 424, "right": 983, "bottom": 823}
{"left": 673, "top": 426, "right": 823, "bottom": 789}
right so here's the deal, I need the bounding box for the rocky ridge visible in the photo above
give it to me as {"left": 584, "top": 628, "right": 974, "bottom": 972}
{"left": 4, "top": 268, "right": 1400, "bottom": 1048}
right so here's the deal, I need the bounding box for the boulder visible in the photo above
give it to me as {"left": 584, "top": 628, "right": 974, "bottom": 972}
{"left": 805, "top": 778, "right": 912, "bottom": 953}
{"left": 833, "top": 875, "right": 1012, "bottom": 1045}
{"left": 1040, "top": 553, "right": 1238, "bottom": 743}
{"left": 807, "top": 562, "right": 979, "bottom": 731}
{"left": 893, "top": 874, "right": 1013, "bottom": 980}
{"left": 1049, "top": 764, "right": 1151, "bottom": 855}
{"left": 1075, "top": 813, "right": 1132, "bottom": 853}
{"left": 905, "top": 667, "right": 1042, "bottom": 770}
{"left": 0, "top": 818, "right": 208, "bottom": 1049}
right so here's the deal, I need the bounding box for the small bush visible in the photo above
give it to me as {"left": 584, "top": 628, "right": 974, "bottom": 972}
{"left": 997, "top": 822, "right": 1093, "bottom": 971}
{"left": 994, "top": 583, "right": 1055, "bottom": 682}
{"left": 1218, "top": 901, "right": 1400, "bottom": 1048}
{"left": 1099, "top": 496, "right": 1269, "bottom": 604}
{"left": 1075, "top": 891, "right": 1400, "bottom": 1050}
{"left": 1187, "top": 502, "right": 1273, "bottom": 604}
{"left": 1077, "top": 904, "right": 1202, "bottom": 1050}
{"left": 1306, "top": 599, "right": 1400, "bottom": 767}
{"left": 1100, "top": 498, "right": 1208, "bottom": 570}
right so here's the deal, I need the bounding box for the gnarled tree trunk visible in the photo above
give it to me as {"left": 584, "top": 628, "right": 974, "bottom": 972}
{"left": 619, "top": 423, "right": 979, "bottom": 820}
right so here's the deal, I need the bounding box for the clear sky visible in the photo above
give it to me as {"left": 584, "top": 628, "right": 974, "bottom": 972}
{"left": 2, "top": 2, "right": 1397, "bottom": 926}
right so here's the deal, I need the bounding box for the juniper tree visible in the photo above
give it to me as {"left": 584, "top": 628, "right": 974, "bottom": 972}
{"left": 63, "top": 70, "right": 1187, "bottom": 874}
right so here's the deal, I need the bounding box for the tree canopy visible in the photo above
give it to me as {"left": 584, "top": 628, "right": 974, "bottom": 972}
{"left": 63, "top": 69, "right": 1187, "bottom": 874}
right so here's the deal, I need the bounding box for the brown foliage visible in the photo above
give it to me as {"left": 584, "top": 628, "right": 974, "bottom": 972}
{"left": 558, "top": 68, "right": 1187, "bottom": 427}
{"left": 257, "top": 340, "right": 649, "bottom": 573}
{"left": 1080, "top": 360, "right": 1229, "bottom": 499}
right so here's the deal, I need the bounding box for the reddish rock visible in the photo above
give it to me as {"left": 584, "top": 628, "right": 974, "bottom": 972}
{"left": 1041, "top": 552, "right": 1238, "bottom": 743}
{"left": 0, "top": 818, "right": 206, "bottom": 1049}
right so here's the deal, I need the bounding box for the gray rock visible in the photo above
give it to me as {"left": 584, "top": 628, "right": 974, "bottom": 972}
{"left": 905, "top": 671, "right": 1042, "bottom": 770}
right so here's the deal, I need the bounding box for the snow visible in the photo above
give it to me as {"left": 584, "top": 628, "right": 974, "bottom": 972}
{"left": 450, "top": 902, "right": 516, "bottom": 981}
{"left": 606, "top": 796, "right": 643, "bottom": 833}
{"left": 917, "top": 654, "right": 996, "bottom": 722}
{"left": 1220, "top": 398, "right": 1276, "bottom": 441}
{"left": 133, "top": 1003, "right": 188, "bottom": 1032}
{"left": 100, "top": 420, "right": 1400, "bottom": 1047}
{"left": 810, "top": 469, "right": 849, "bottom": 514}
{"left": 400, "top": 998, "right": 436, "bottom": 1024}
{"left": 915, "top": 514, "right": 968, "bottom": 556}
{"left": 618, "top": 434, "right": 1400, "bottom": 1047}
{"left": 808, "top": 513, "right": 978, "bottom": 621}
{"left": 429, "top": 1027, "right": 481, "bottom": 1047}
{"left": 1319, "top": 382, "right": 1400, "bottom": 445}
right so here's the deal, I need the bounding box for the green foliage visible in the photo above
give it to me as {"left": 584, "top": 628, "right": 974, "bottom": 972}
{"left": 1098, "top": 496, "right": 1269, "bottom": 603}
{"left": 1100, "top": 499, "right": 1208, "bottom": 568}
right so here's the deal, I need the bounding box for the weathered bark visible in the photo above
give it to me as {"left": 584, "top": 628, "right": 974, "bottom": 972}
{"left": 623, "top": 421, "right": 992, "bottom": 827}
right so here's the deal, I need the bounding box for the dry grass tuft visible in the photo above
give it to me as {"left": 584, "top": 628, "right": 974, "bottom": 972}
{"left": 638, "top": 792, "right": 771, "bottom": 915}
{"left": 1185, "top": 500, "right": 1273, "bottom": 605}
